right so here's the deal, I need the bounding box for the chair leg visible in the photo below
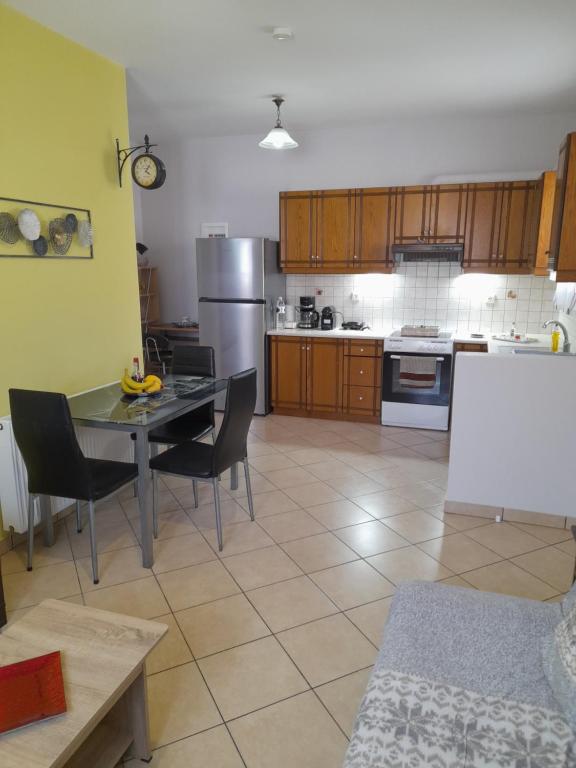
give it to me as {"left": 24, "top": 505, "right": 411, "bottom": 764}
{"left": 132, "top": 441, "right": 138, "bottom": 497}
{"left": 27, "top": 495, "right": 36, "bottom": 572}
{"left": 152, "top": 471, "right": 159, "bottom": 539}
{"left": 212, "top": 478, "right": 223, "bottom": 552}
{"left": 192, "top": 479, "right": 199, "bottom": 509}
{"left": 243, "top": 459, "right": 255, "bottom": 522}
{"left": 88, "top": 500, "right": 99, "bottom": 584}
{"left": 75, "top": 500, "right": 83, "bottom": 533}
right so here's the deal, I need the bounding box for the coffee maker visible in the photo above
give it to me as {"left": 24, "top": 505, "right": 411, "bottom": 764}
{"left": 320, "top": 306, "right": 336, "bottom": 331}
{"left": 297, "top": 296, "right": 320, "bottom": 329}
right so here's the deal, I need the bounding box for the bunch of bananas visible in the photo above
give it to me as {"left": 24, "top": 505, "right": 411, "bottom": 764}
{"left": 121, "top": 370, "right": 163, "bottom": 396}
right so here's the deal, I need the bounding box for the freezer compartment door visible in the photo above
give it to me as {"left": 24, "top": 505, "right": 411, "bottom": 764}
{"left": 198, "top": 300, "right": 268, "bottom": 415}
{"left": 196, "top": 238, "right": 266, "bottom": 300}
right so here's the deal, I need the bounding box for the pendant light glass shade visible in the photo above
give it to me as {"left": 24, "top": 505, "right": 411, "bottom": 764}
{"left": 259, "top": 97, "right": 298, "bottom": 150}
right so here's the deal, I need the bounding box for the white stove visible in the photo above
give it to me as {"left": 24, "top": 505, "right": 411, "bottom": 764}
{"left": 382, "top": 327, "right": 454, "bottom": 431}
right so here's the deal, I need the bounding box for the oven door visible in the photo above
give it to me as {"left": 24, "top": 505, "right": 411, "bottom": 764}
{"left": 382, "top": 351, "right": 452, "bottom": 406}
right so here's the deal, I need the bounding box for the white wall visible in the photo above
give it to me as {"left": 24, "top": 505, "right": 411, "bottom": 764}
{"left": 139, "top": 112, "right": 576, "bottom": 321}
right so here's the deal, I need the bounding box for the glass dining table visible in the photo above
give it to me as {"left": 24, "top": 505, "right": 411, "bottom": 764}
{"left": 66, "top": 375, "right": 229, "bottom": 568}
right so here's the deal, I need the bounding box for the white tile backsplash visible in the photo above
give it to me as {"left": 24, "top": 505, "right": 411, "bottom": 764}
{"left": 285, "top": 264, "right": 557, "bottom": 334}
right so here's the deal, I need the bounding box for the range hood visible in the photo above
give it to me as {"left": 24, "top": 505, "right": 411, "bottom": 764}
{"left": 392, "top": 243, "right": 463, "bottom": 263}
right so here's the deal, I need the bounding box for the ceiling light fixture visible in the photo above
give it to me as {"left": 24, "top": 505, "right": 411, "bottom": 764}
{"left": 259, "top": 97, "right": 298, "bottom": 150}
{"left": 272, "top": 27, "right": 293, "bottom": 41}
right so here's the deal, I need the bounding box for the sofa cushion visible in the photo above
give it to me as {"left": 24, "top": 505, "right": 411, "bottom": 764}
{"left": 377, "top": 581, "right": 561, "bottom": 711}
{"left": 542, "top": 601, "right": 576, "bottom": 732}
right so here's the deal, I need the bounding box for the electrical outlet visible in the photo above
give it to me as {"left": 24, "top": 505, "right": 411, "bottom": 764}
{"left": 315, "top": 288, "right": 323, "bottom": 296}
{"left": 486, "top": 295, "right": 497, "bottom": 306}
{"left": 350, "top": 291, "right": 359, "bottom": 303}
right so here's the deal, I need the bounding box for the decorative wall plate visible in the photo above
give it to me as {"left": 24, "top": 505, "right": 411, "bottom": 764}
{"left": 17, "top": 208, "right": 41, "bottom": 240}
{"left": 0, "top": 213, "right": 19, "bottom": 244}
{"left": 49, "top": 218, "right": 72, "bottom": 255}
{"left": 77, "top": 219, "right": 93, "bottom": 247}
{"left": 32, "top": 235, "right": 48, "bottom": 256}
{"left": 64, "top": 213, "right": 77, "bottom": 233}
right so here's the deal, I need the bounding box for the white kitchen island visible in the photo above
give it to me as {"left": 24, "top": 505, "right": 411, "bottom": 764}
{"left": 446, "top": 351, "right": 576, "bottom": 527}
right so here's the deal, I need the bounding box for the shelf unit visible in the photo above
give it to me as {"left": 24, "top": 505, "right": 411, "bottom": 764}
{"left": 138, "top": 266, "right": 160, "bottom": 329}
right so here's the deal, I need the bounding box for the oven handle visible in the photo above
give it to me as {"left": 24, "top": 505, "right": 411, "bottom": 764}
{"left": 389, "top": 355, "right": 445, "bottom": 362}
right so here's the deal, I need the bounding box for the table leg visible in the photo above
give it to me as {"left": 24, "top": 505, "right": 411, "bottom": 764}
{"left": 135, "top": 431, "right": 153, "bottom": 568}
{"left": 230, "top": 462, "right": 238, "bottom": 491}
{"left": 40, "top": 495, "right": 54, "bottom": 547}
{"left": 125, "top": 668, "right": 152, "bottom": 762}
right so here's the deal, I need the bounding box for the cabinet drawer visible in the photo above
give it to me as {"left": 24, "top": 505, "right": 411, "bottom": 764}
{"left": 454, "top": 342, "right": 488, "bottom": 353}
{"left": 348, "top": 356, "right": 380, "bottom": 387}
{"left": 344, "top": 385, "right": 380, "bottom": 414}
{"left": 345, "top": 340, "right": 380, "bottom": 357}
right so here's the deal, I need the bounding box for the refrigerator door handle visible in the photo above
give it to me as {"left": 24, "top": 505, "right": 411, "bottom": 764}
{"left": 199, "top": 297, "right": 267, "bottom": 305}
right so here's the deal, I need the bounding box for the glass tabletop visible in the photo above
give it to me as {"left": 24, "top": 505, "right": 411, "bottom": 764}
{"left": 68, "top": 375, "right": 228, "bottom": 428}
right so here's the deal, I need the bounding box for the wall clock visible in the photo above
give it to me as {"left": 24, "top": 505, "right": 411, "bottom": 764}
{"left": 115, "top": 134, "right": 167, "bottom": 189}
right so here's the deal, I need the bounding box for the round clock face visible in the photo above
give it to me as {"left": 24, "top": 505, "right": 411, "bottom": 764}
{"left": 132, "top": 153, "right": 166, "bottom": 189}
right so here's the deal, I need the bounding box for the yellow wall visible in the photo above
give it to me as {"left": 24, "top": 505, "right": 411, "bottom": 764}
{"left": 0, "top": 7, "right": 142, "bottom": 536}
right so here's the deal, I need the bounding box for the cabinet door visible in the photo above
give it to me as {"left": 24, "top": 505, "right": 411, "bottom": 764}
{"left": 429, "top": 185, "right": 466, "bottom": 242}
{"left": 270, "top": 336, "right": 307, "bottom": 411}
{"left": 497, "top": 182, "right": 537, "bottom": 273}
{"left": 463, "top": 184, "right": 502, "bottom": 271}
{"left": 395, "top": 186, "right": 427, "bottom": 241}
{"left": 533, "top": 171, "right": 556, "bottom": 276}
{"left": 356, "top": 188, "right": 395, "bottom": 270}
{"left": 280, "top": 192, "right": 315, "bottom": 269}
{"left": 307, "top": 338, "right": 343, "bottom": 414}
{"left": 549, "top": 132, "right": 576, "bottom": 281}
{"left": 316, "top": 190, "right": 355, "bottom": 269}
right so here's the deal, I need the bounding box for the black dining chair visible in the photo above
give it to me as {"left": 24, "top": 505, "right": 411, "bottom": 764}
{"left": 149, "top": 368, "right": 257, "bottom": 550}
{"left": 9, "top": 389, "right": 139, "bottom": 584}
{"left": 130, "top": 345, "right": 217, "bottom": 504}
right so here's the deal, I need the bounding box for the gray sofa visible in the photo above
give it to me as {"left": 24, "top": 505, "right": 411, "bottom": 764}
{"left": 345, "top": 581, "right": 576, "bottom": 767}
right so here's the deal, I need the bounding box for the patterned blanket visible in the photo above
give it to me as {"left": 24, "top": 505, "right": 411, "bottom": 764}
{"left": 344, "top": 668, "right": 575, "bottom": 768}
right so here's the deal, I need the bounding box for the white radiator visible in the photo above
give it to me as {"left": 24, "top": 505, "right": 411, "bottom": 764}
{"left": 0, "top": 418, "right": 132, "bottom": 534}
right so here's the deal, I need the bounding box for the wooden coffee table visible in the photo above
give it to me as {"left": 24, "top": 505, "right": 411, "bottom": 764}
{"left": 0, "top": 599, "right": 167, "bottom": 767}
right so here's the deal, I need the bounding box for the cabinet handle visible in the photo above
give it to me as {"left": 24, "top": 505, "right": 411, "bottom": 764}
{"left": 301, "top": 345, "right": 305, "bottom": 350}
{"left": 360, "top": 370, "right": 364, "bottom": 374}
{"left": 353, "top": 254, "right": 358, "bottom": 259}
{"left": 360, "top": 347, "right": 364, "bottom": 352}
{"left": 307, "top": 346, "right": 311, "bottom": 351}
{"left": 358, "top": 396, "right": 364, "bottom": 401}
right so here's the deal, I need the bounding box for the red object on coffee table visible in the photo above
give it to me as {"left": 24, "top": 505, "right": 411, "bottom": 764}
{"left": 0, "top": 651, "right": 66, "bottom": 734}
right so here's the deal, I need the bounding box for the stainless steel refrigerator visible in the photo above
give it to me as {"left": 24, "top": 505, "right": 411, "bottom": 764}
{"left": 197, "top": 238, "right": 285, "bottom": 415}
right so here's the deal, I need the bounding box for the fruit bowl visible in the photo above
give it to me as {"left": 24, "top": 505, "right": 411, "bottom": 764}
{"left": 120, "top": 371, "right": 163, "bottom": 397}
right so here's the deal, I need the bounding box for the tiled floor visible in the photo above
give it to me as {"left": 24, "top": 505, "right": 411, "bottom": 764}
{"left": 2, "top": 414, "right": 574, "bottom": 767}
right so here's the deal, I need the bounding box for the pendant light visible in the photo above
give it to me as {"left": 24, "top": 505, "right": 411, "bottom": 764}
{"left": 259, "top": 97, "right": 298, "bottom": 150}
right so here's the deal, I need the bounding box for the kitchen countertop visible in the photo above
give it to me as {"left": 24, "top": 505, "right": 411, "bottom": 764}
{"left": 267, "top": 328, "right": 554, "bottom": 353}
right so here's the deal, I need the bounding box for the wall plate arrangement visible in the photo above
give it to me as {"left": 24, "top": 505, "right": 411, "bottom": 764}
{"left": 0, "top": 197, "right": 93, "bottom": 259}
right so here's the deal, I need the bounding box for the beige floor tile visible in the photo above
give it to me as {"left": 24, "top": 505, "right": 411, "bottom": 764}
{"left": 387, "top": 430, "right": 436, "bottom": 447}
{"left": 229, "top": 691, "right": 348, "bottom": 768}
{"left": 122, "top": 489, "right": 181, "bottom": 519}
{"left": 346, "top": 453, "right": 395, "bottom": 472}
{"left": 203, "top": 521, "right": 275, "bottom": 557}
{"left": 176, "top": 593, "right": 270, "bottom": 658}
{"left": 555, "top": 538, "right": 576, "bottom": 556}
{"left": 509, "top": 521, "right": 573, "bottom": 545}
{"left": 335, "top": 517, "right": 411, "bottom": 556}
{"left": 3, "top": 561, "right": 81, "bottom": 611}
{"left": 363, "top": 466, "right": 413, "bottom": 490}
{"left": 418, "top": 533, "right": 502, "bottom": 573}
{"left": 411, "top": 441, "right": 450, "bottom": 459}
{"left": 367, "top": 546, "right": 453, "bottom": 584}
{"left": 83, "top": 576, "right": 169, "bottom": 619}
{"left": 465, "top": 522, "right": 546, "bottom": 558}
{"left": 382, "top": 509, "right": 456, "bottom": 544}
{"left": 69, "top": 519, "right": 138, "bottom": 559}
{"left": 310, "top": 560, "right": 395, "bottom": 610}
{"left": 186, "top": 498, "right": 250, "bottom": 530}
{"left": 151, "top": 532, "right": 216, "bottom": 574}
{"left": 237, "top": 489, "right": 300, "bottom": 518}
{"left": 131, "top": 509, "right": 197, "bottom": 542}
{"left": 306, "top": 499, "right": 373, "bottom": 529}
{"left": 125, "top": 726, "right": 244, "bottom": 768}
{"left": 1, "top": 525, "right": 72, "bottom": 575}
{"left": 157, "top": 560, "right": 240, "bottom": 612}
{"left": 148, "top": 662, "right": 221, "bottom": 748}
{"left": 249, "top": 453, "right": 298, "bottom": 473}
{"left": 461, "top": 560, "right": 558, "bottom": 600}
{"left": 283, "top": 481, "right": 344, "bottom": 508}
{"left": 173, "top": 481, "right": 231, "bottom": 508}
{"left": 393, "top": 481, "right": 446, "bottom": 507}
{"left": 285, "top": 447, "right": 333, "bottom": 465}
{"left": 262, "top": 466, "right": 318, "bottom": 489}
{"left": 222, "top": 545, "right": 303, "bottom": 591}
{"left": 305, "top": 430, "right": 348, "bottom": 447}
{"left": 426, "top": 504, "right": 494, "bottom": 531}
{"left": 325, "top": 442, "right": 370, "bottom": 461}
{"left": 198, "top": 636, "right": 308, "bottom": 720}
{"left": 145, "top": 614, "right": 194, "bottom": 675}
{"left": 351, "top": 434, "right": 401, "bottom": 452}
{"left": 281, "top": 532, "right": 358, "bottom": 573}
{"left": 257, "top": 509, "right": 326, "bottom": 543}
{"left": 277, "top": 613, "right": 376, "bottom": 687}
{"left": 511, "top": 546, "right": 575, "bottom": 593}
{"left": 328, "top": 476, "right": 387, "bottom": 497}
{"left": 440, "top": 575, "right": 476, "bottom": 589}
{"left": 76, "top": 545, "right": 150, "bottom": 592}
{"left": 316, "top": 667, "right": 372, "bottom": 737}
{"left": 345, "top": 597, "right": 394, "bottom": 646}
{"left": 247, "top": 575, "right": 337, "bottom": 631}
{"left": 305, "top": 459, "right": 362, "bottom": 481}
{"left": 248, "top": 440, "right": 280, "bottom": 457}
{"left": 352, "top": 490, "right": 419, "bottom": 518}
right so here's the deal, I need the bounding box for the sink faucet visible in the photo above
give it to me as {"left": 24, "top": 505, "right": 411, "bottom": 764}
{"left": 542, "top": 320, "right": 571, "bottom": 353}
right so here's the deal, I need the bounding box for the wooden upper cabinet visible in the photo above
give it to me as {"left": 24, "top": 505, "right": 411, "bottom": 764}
{"left": 533, "top": 171, "right": 556, "bottom": 276}
{"left": 395, "top": 186, "right": 427, "bottom": 241}
{"left": 549, "top": 132, "right": 576, "bottom": 282}
{"left": 316, "top": 190, "right": 355, "bottom": 269}
{"left": 279, "top": 192, "right": 315, "bottom": 269}
{"left": 463, "top": 184, "right": 502, "bottom": 271}
{"left": 355, "top": 188, "right": 395, "bottom": 270}
{"left": 429, "top": 185, "right": 467, "bottom": 242}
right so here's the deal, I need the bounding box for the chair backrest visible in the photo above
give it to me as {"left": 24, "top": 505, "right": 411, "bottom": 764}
{"left": 172, "top": 345, "right": 215, "bottom": 377}
{"left": 213, "top": 368, "right": 257, "bottom": 475}
{"left": 9, "top": 389, "right": 91, "bottom": 500}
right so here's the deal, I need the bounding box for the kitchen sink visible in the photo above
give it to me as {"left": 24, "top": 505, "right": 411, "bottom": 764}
{"left": 512, "top": 349, "right": 575, "bottom": 356}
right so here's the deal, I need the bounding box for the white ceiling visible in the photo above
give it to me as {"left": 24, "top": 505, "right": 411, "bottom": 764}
{"left": 6, "top": 0, "right": 576, "bottom": 139}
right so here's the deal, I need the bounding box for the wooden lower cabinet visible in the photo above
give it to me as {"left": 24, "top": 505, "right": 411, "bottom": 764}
{"left": 453, "top": 342, "right": 489, "bottom": 353}
{"left": 270, "top": 335, "right": 383, "bottom": 423}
